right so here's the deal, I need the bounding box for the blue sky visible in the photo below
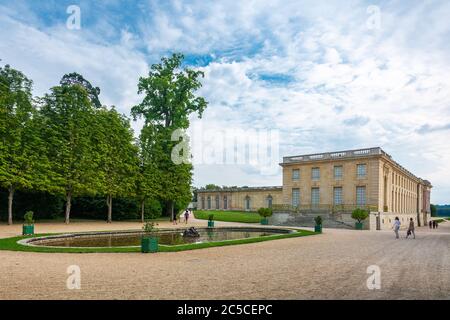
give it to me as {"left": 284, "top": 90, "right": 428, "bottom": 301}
{"left": 1, "top": 0, "right": 449, "bottom": 203}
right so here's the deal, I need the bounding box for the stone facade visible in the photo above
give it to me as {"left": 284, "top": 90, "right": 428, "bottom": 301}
{"left": 281, "top": 147, "right": 432, "bottom": 230}
{"left": 197, "top": 147, "right": 432, "bottom": 230}
{"left": 197, "top": 187, "right": 283, "bottom": 212}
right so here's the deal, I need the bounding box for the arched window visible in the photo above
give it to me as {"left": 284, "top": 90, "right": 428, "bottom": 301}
{"left": 215, "top": 195, "right": 220, "bottom": 209}
{"left": 223, "top": 196, "right": 228, "bottom": 210}
{"left": 266, "top": 195, "right": 273, "bottom": 208}
{"left": 207, "top": 196, "right": 211, "bottom": 209}
{"left": 245, "top": 196, "right": 251, "bottom": 211}
{"left": 201, "top": 197, "right": 205, "bottom": 209}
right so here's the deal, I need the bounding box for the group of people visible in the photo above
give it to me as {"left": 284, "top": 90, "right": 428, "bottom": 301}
{"left": 172, "top": 209, "right": 192, "bottom": 225}
{"left": 428, "top": 220, "right": 439, "bottom": 229}
{"left": 392, "top": 217, "right": 415, "bottom": 239}
{"left": 392, "top": 217, "right": 440, "bottom": 239}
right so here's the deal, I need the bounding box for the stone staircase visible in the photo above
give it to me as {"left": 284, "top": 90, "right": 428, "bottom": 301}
{"left": 269, "top": 212, "right": 354, "bottom": 229}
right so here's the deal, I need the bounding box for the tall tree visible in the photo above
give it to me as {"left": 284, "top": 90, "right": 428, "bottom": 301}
{"left": 60, "top": 72, "right": 102, "bottom": 108}
{"left": 95, "top": 107, "right": 138, "bottom": 223}
{"left": 132, "top": 53, "right": 207, "bottom": 219}
{"left": 39, "top": 83, "right": 100, "bottom": 224}
{"left": 0, "top": 65, "right": 43, "bottom": 224}
{"left": 136, "top": 125, "right": 162, "bottom": 222}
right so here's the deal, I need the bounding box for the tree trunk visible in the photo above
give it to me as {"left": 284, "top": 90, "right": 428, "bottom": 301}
{"left": 141, "top": 200, "right": 145, "bottom": 223}
{"left": 169, "top": 201, "right": 174, "bottom": 221}
{"left": 65, "top": 191, "right": 72, "bottom": 224}
{"left": 107, "top": 194, "right": 112, "bottom": 223}
{"left": 7, "top": 186, "right": 14, "bottom": 225}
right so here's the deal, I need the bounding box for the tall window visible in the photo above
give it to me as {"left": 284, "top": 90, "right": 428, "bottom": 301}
{"left": 245, "top": 196, "right": 251, "bottom": 210}
{"left": 357, "top": 164, "right": 367, "bottom": 178}
{"left": 311, "top": 188, "right": 320, "bottom": 206}
{"left": 356, "top": 186, "right": 366, "bottom": 206}
{"left": 223, "top": 196, "right": 228, "bottom": 210}
{"left": 334, "top": 165, "right": 343, "bottom": 179}
{"left": 312, "top": 167, "right": 320, "bottom": 181}
{"left": 207, "top": 196, "right": 211, "bottom": 209}
{"left": 333, "top": 187, "right": 343, "bottom": 205}
{"left": 292, "top": 169, "right": 300, "bottom": 181}
{"left": 201, "top": 197, "right": 205, "bottom": 209}
{"left": 292, "top": 188, "right": 300, "bottom": 207}
{"left": 215, "top": 195, "right": 220, "bottom": 209}
{"left": 266, "top": 195, "right": 273, "bottom": 208}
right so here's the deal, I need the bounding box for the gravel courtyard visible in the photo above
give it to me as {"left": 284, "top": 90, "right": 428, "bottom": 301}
{"left": 0, "top": 218, "right": 449, "bottom": 300}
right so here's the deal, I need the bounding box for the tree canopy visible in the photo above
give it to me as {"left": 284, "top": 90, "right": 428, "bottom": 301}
{"left": 60, "top": 72, "right": 102, "bottom": 108}
{"left": 0, "top": 65, "right": 45, "bottom": 225}
{"left": 132, "top": 53, "right": 208, "bottom": 218}
{"left": 0, "top": 55, "right": 207, "bottom": 224}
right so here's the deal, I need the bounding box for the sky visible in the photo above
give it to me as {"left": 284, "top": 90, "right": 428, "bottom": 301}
{"left": 0, "top": 0, "right": 449, "bottom": 203}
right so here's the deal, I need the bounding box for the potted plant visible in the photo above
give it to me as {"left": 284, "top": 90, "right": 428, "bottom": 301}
{"left": 351, "top": 208, "right": 369, "bottom": 230}
{"left": 141, "top": 221, "right": 158, "bottom": 253}
{"left": 314, "top": 215, "right": 322, "bottom": 233}
{"left": 22, "top": 211, "right": 35, "bottom": 235}
{"left": 208, "top": 214, "right": 214, "bottom": 228}
{"left": 258, "top": 208, "right": 273, "bottom": 225}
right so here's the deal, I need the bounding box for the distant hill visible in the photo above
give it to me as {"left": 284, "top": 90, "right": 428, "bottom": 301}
{"left": 436, "top": 205, "right": 450, "bottom": 217}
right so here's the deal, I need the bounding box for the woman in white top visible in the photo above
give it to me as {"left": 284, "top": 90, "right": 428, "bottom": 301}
{"left": 393, "top": 217, "right": 401, "bottom": 239}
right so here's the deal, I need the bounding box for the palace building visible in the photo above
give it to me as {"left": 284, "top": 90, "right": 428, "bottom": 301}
{"left": 197, "top": 147, "right": 432, "bottom": 230}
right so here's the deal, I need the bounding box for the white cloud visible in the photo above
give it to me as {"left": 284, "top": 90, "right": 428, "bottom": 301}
{"left": 1, "top": 0, "right": 450, "bottom": 203}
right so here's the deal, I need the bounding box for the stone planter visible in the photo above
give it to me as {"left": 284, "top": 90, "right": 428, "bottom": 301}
{"left": 141, "top": 236, "right": 158, "bottom": 253}
{"left": 314, "top": 225, "right": 322, "bottom": 233}
{"left": 355, "top": 222, "right": 363, "bottom": 230}
{"left": 22, "top": 225, "right": 34, "bottom": 236}
{"left": 260, "top": 218, "right": 269, "bottom": 225}
{"left": 208, "top": 220, "right": 215, "bottom": 228}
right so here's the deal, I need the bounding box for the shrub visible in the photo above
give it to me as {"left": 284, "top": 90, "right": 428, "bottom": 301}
{"left": 257, "top": 208, "right": 273, "bottom": 218}
{"left": 351, "top": 208, "right": 369, "bottom": 223}
{"left": 208, "top": 214, "right": 214, "bottom": 221}
{"left": 142, "top": 221, "right": 157, "bottom": 235}
{"left": 314, "top": 215, "right": 322, "bottom": 226}
{"left": 24, "top": 211, "right": 34, "bottom": 225}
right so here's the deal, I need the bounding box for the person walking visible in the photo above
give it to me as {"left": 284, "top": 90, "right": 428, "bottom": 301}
{"left": 432, "top": 220, "right": 436, "bottom": 229}
{"left": 406, "top": 218, "right": 415, "bottom": 239}
{"left": 184, "top": 209, "right": 190, "bottom": 224}
{"left": 429, "top": 220, "right": 432, "bottom": 229}
{"left": 393, "top": 217, "right": 401, "bottom": 239}
{"left": 172, "top": 210, "right": 178, "bottom": 225}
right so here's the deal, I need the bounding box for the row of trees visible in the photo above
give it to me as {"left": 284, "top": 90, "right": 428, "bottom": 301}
{"left": 0, "top": 53, "right": 207, "bottom": 224}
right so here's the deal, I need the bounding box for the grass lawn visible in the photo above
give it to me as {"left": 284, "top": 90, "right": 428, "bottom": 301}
{"left": 0, "top": 229, "right": 317, "bottom": 253}
{"left": 194, "top": 210, "right": 261, "bottom": 223}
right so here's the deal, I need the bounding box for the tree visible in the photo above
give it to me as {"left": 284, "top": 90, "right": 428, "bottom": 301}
{"left": 39, "top": 82, "right": 100, "bottom": 224}
{"left": 205, "top": 184, "right": 221, "bottom": 190}
{"left": 132, "top": 53, "right": 208, "bottom": 219}
{"left": 136, "top": 125, "right": 162, "bottom": 222}
{"left": 430, "top": 204, "right": 437, "bottom": 217}
{"left": 95, "top": 107, "right": 139, "bottom": 223}
{"left": 60, "top": 72, "right": 102, "bottom": 108}
{"left": 351, "top": 208, "right": 369, "bottom": 223}
{"left": 0, "top": 65, "right": 43, "bottom": 224}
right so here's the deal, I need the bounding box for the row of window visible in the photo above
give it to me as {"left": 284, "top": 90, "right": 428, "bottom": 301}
{"left": 200, "top": 195, "right": 273, "bottom": 210}
{"left": 201, "top": 195, "right": 229, "bottom": 210}
{"left": 291, "top": 186, "right": 366, "bottom": 206}
{"left": 291, "top": 164, "right": 367, "bottom": 181}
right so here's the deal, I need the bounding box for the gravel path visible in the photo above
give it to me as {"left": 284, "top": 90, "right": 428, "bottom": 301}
{"left": 0, "top": 218, "right": 449, "bottom": 300}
